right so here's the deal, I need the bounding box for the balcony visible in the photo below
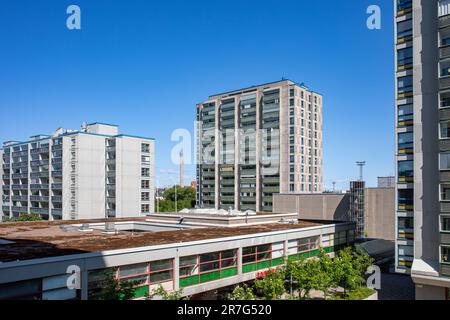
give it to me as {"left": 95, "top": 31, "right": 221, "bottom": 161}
{"left": 39, "top": 146, "right": 50, "bottom": 153}
{"left": 52, "top": 208, "right": 62, "bottom": 216}
{"left": 12, "top": 206, "right": 28, "bottom": 213}
{"left": 439, "top": 13, "right": 450, "bottom": 29}
{"left": 12, "top": 195, "right": 28, "bottom": 202}
{"left": 51, "top": 170, "right": 62, "bottom": 178}
{"left": 30, "top": 195, "right": 49, "bottom": 202}
{"left": 30, "top": 207, "right": 49, "bottom": 214}
{"left": 30, "top": 159, "right": 49, "bottom": 166}
{"left": 31, "top": 172, "right": 49, "bottom": 179}
{"left": 51, "top": 183, "right": 62, "bottom": 190}
{"left": 106, "top": 171, "right": 116, "bottom": 178}
{"left": 440, "top": 76, "right": 450, "bottom": 90}
{"left": 30, "top": 184, "right": 49, "bottom": 190}
{"left": 52, "top": 144, "right": 62, "bottom": 151}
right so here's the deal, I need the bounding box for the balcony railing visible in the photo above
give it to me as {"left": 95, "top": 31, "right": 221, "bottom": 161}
{"left": 398, "top": 142, "right": 414, "bottom": 154}
{"left": 30, "top": 184, "right": 49, "bottom": 190}
{"left": 30, "top": 207, "right": 49, "bottom": 214}
{"left": 52, "top": 184, "right": 62, "bottom": 190}
{"left": 30, "top": 195, "right": 49, "bottom": 202}
{"left": 51, "top": 171, "right": 62, "bottom": 178}
{"left": 52, "top": 196, "right": 62, "bottom": 202}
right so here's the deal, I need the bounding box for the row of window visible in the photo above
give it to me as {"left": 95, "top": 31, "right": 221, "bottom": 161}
{"left": 0, "top": 231, "right": 355, "bottom": 300}
{"left": 88, "top": 259, "right": 174, "bottom": 300}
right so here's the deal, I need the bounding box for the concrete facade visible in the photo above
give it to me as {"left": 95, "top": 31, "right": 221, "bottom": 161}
{"left": 196, "top": 80, "right": 323, "bottom": 212}
{"left": 0, "top": 123, "right": 155, "bottom": 221}
{"left": 273, "top": 188, "right": 395, "bottom": 241}
{"left": 395, "top": 0, "right": 450, "bottom": 299}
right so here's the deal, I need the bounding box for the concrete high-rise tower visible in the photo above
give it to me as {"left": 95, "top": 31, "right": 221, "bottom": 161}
{"left": 394, "top": 0, "right": 450, "bottom": 299}
{"left": 196, "top": 79, "right": 323, "bottom": 212}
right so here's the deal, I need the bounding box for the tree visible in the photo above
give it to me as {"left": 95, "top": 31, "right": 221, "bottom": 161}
{"left": 2, "top": 213, "right": 42, "bottom": 223}
{"left": 254, "top": 271, "right": 286, "bottom": 300}
{"left": 97, "top": 270, "right": 138, "bottom": 300}
{"left": 18, "top": 213, "right": 43, "bottom": 222}
{"left": 315, "top": 250, "right": 336, "bottom": 299}
{"left": 289, "top": 258, "right": 322, "bottom": 299}
{"left": 149, "top": 285, "right": 187, "bottom": 300}
{"left": 228, "top": 284, "right": 256, "bottom": 300}
{"left": 157, "top": 186, "right": 196, "bottom": 212}
{"left": 335, "top": 248, "right": 370, "bottom": 294}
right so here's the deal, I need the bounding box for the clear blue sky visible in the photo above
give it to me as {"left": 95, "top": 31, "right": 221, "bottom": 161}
{"left": 0, "top": 0, "right": 394, "bottom": 189}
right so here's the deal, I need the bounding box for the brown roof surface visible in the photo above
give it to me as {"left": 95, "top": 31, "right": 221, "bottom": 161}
{"left": 0, "top": 218, "right": 324, "bottom": 263}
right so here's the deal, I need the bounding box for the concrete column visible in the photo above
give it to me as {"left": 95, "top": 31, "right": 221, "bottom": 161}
{"left": 215, "top": 99, "right": 220, "bottom": 210}
{"left": 237, "top": 247, "right": 243, "bottom": 275}
{"left": 256, "top": 91, "right": 262, "bottom": 212}
{"left": 174, "top": 250, "right": 180, "bottom": 291}
{"left": 81, "top": 269, "right": 89, "bottom": 300}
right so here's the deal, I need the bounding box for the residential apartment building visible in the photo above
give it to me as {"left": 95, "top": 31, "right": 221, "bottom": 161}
{"left": 196, "top": 80, "right": 323, "bottom": 212}
{"left": 1, "top": 123, "right": 155, "bottom": 221}
{"left": 395, "top": 0, "right": 450, "bottom": 299}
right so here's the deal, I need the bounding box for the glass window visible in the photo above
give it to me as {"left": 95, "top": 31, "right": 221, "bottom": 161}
{"left": 179, "top": 256, "right": 198, "bottom": 277}
{"left": 441, "top": 184, "right": 450, "bottom": 201}
{"left": 398, "top": 217, "right": 414, "bottom": 229}
{"left": 397, "top": 75, "right": 413, "bottom": 93}
{"left": 397, "top": 20, "right": 412, "bottom": 40}
{"left": 398, "top": 245, "right": 414, "bottom": 257}
{"left": 442, "top": 246, "right": 450, "bottom": 264}
{"left": 398, "top": 104, "right": 413, "bottom": 121}
{"left": 441, "top": 216, "right": 450, "bottom": 232}
{"left": 0, "top": 279, "right": 41, "bottom": 300}
{"left": 440, "top": 120, "right": 450, "bottom": 138}
{"left": 398, "top": 132, "right": 413, "bottom": 146}
{"left": 150, "top": 270, "right": 173, "bottom": 283}
{"left": 120, "top": 263, "right": 148, "bottom": 278}
{"left": 440, "top": 152, "right": 450, "bottom": 170}
{"left": 397, "top": 47, "right": 412, "bottom": 67}
{"left": 398, "top": 160, "right": 414, "bottom": 178}
{"left": 397, "top": 0, "right": 412, "bottom": 12}
{"left": 150, "top": 259, "right": 172, "bottom": 272}
{"left": 398, "top": 189, "right": 414, "bottom": 210}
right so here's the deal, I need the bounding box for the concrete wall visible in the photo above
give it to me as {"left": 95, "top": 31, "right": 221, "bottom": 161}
{"left": 273, "top": 193, "right": 350, "bottom": 221}
{"left": 415, "top": 284, "right": 447, "bottom": 300}
{"left": 365, "top": 188, "right": 395, "bottom": 241}
{"left": 73, "top": 134, "right": 107, "bottom": 220}
{"left": 274, "top": 188, "right": 395, "bottom": 240}
{"left": 116, "top": 137, "right": 155, "bottom": 217}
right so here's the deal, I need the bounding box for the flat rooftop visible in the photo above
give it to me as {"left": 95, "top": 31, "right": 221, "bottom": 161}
{"left": 0, "top": 214, "right": 333, "bottom": 263}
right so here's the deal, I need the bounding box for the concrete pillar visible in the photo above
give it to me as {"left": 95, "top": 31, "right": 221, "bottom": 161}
{"left": 174, "top": 251, "right": 180, "bottom": 291}
{"left": 237, "top": 247, "right": 243, "bottom": 275}
{"left": 215, "top": 99, "right": 220, "bottom": 210}
{"left": 235, "top": 97, "right": 240, "bottom": 210}
{"left": 256, "top": 91, "right": 262, "bottom": 212}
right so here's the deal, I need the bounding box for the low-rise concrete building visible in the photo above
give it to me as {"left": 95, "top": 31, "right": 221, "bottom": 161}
{"left": 273, "top": 187, "right": 395, "bottom": 241}
{"left": 0, "top": 211, "right": 355, "bottom": 300}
